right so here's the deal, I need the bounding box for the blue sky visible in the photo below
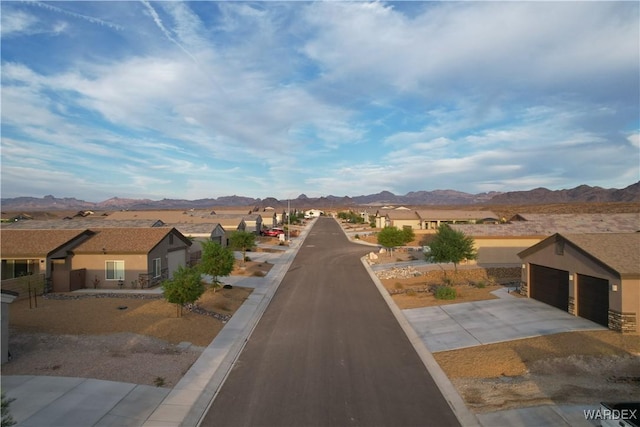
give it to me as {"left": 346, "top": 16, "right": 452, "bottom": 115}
{"left": 1, "top": 1, "right": 639, "bottom": 202}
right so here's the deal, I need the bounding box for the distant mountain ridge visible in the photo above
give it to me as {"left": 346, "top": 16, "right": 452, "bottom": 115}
{"left": 1, "top": 182, "right": 638, "bottom": 211}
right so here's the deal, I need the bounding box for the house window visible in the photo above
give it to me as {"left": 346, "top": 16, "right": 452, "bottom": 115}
{"left": 169, "top": 234, "right": 174, "bottom": 245}
{"left": 555, "top": 241, "right": 565, "bottom": 256}
{"left": 152, "top": 258, "right": 161, "bottom": 278}
{"left": 106, "top": 260, "right": 125, "bottom": 281}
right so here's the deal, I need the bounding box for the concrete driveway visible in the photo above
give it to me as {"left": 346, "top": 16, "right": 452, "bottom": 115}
{"left": 403, "top": 289, "right": 606, "bottom": 353}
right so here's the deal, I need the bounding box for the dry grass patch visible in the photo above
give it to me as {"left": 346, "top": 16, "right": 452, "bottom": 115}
{"left": 231, "top": 259, "right": 273, "bottom": 277}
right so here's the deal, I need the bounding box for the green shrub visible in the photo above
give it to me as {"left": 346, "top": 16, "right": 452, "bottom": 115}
{"left": 435, "top": 286, "right": 456, "bottom": 300}
{"left": 2, "top": 391, "right": 16, "bottom": 427}
{"left": 394, "top": 282, "right": 404, "bottom": 290}
{"left": 153, "top": 377, "right": 166, "bottom": 387}
{"left": 475, "top": 281, "right": 486, "bottom": 289}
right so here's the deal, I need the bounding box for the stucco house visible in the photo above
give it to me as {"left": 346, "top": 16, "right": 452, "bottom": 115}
{"left": 70, "top": 227, "right": 192, "bottom": 290}
{"left": 374, "top": 209, "right": 498, "bottom": 230}
{"left": 1, "top": 227, "right": 192, "bottom": 293}
{"left": 1, "top": 229, "right": 95, "bottom": 294}
{"left": 518, "top": 233, "right": 639, "bottom": 333}
{"left": 374, "top": 209, "right": 420, "bottom": 229}
{"left": 416, "top": 210, "right": 499, "bottom": 230}
{"left": 451, "top": 212, "right": 640, "bottom": 266}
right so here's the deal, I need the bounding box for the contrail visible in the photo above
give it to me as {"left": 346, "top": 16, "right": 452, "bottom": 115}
{"left": 139, "top": 0, "right": 198, "bottom": 64}
{"left": 27, "top": 1, "right": 124, "bottom": 31}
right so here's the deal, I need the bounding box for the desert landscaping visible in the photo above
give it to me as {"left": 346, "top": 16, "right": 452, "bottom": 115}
{"left": 2, "top": 201, "right": 640, "bottom": 418}
{"left": 1, "top": 261, "right": 272, "bottom": 388}
{"left": 372, "top": 261, "right": 640, "bottom": 413}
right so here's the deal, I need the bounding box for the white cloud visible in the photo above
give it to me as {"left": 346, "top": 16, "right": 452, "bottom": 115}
{"left": 0, "top": 9, "right": 38, "bottom": 37}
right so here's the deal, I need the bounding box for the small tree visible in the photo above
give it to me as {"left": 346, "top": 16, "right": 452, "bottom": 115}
{"left": 229, "top": 231, "right": 256, "bottom": 265}
{"left": 401, "top": 226, "right": 415, "bottom": 245}
{"left": 377, "top": 226, "right": 406, "bottom": 255}
{"left": 162, "top": 265, "right": 204, "bottom": 318}
{"left": 426, "top": 224, "right": 477, "bottom": 274}
{"left": 199, "top": 240, "right": 235, "bottom": 290}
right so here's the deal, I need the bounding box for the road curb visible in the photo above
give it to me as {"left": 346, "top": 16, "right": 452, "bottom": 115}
{"left": 361, "top": 258, "right": 481, "bottom": 427}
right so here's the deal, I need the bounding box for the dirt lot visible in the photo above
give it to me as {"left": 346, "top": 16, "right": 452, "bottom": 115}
{"left": 2, "top": 262, "right": 268, "bottom": 389}
{"left": 379, "top": 268, "right": 640, "bottom": 413}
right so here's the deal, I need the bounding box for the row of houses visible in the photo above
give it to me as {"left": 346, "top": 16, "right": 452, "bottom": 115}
{"left": 1, "top": 208, "right": 286, "bottom": 294}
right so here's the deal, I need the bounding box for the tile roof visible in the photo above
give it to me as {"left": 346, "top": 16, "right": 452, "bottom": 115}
{"left": 384, "top": 210, "right": 420, "bottom": 220}
{"left": 452, "top": 213, "right": 640, "bottom": 237}
{"left": 72, "top": 228, "right": 187, "bottom": 254}
{"left": 2, "top": 219, "right": 164, "bottom": 229}
{"left": 415, "top": 209, "right": 499, "bottom": 220}
{"left": 1, "top": 229, "right": 90, "bottom": 257}
{"left": 173, "top": 223, "right": 224, "bottom": 235}
{"left": 561, "top": 233, "right": 640, "bottom": 277}
{"left": 105, "top": 210, "right": 216, "bottom": 223}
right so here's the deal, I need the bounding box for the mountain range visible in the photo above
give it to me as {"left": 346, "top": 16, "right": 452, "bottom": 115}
{"left": 1, "top": 182, "right": 638, "bottom": 211}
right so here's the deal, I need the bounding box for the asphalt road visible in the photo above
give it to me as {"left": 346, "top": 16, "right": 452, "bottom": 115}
{"left": 201, "top": 217, "right": 461, "bottom": 427}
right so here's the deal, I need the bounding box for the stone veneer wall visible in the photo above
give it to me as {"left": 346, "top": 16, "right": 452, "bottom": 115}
{"left": 519, "top": 281, "right": 528, "bottom": 297}
{"left": 608, "top": 310, "right": 637, "bottom": 334}
{"left": 568, "top": 296, "right": 576, "bottom": 316}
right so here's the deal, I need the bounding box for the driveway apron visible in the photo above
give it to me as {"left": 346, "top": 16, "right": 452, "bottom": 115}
{"left": 201, "top": 217, "right": 461, "bottom": 427}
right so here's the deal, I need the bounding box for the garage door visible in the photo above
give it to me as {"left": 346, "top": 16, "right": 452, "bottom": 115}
{"left": 167, "top": 249, "right": 187, "bottom": 279}
{"left": 530, "top": 264, "right": 569, "bottom": 311}
{"left": 577, "top": 274, "right": 609, "bottom": 327}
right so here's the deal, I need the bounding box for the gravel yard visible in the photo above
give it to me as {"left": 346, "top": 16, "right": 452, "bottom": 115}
{"left": 3, "top": 285, "right": 252, "bottom": 388}
{"left": 379, "top": 266, "right": 640, "bottom": 413}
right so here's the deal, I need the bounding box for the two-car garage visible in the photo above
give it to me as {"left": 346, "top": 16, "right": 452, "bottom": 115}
{"left": 520, "top": 233, "right": 639, "bottom": 334}
{"left": 528, "top": 265, "right": 609, "bottom": 327}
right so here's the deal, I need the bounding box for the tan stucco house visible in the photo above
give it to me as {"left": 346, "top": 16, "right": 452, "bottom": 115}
{"left": 1, "top": 229, "right": 95, "bottom": 294}
{"left": 70, "top": 227, "right": 192, "bottom": 290}
{"left": 451, "top": 212, "right": 640, "bottom": 266}
{"left": 518, "top": 233, "right": 640, "bottom": 334}
{"left": 1, "top": 227, "right": 192, "bottom": 293}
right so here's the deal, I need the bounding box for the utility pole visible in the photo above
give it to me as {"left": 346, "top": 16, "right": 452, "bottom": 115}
{"left": 287, "top": 199, "right": 290, "bottom": 241}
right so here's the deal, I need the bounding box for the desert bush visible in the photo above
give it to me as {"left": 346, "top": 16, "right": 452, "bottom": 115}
{"left": 394, "top": 282, "right": 404, "bottom": 290}
{"left": 434, "top": 286, "right": 457, "bottom": 300}
{"left": 153, "top": 377, "right": 166, "bottom": 387}
{"left": 252, "top": 271, "right": 265, "bottom": 277}
{"left": 475, "top": 281, "right": 487, "bottom": 289}
{"left": 2, "top": 391, "right": 16, "bottom": 427}
{"left": 244, "top": 256, "right": 251, "bottom": 262}
{"left": 406, "top": 289, "right": 417, "bottom": 297}
{"left": 354, "top": 234, "right": 360, "bottom": 239}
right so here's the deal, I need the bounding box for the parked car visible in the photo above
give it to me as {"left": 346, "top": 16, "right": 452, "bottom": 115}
{"left": 262, "top": 228, "right": 285, "bottom": 237}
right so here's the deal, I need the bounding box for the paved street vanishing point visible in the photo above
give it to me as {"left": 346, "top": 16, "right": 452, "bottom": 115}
{"left": 202, "top": 217, "right": 461, "bottom": 426}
